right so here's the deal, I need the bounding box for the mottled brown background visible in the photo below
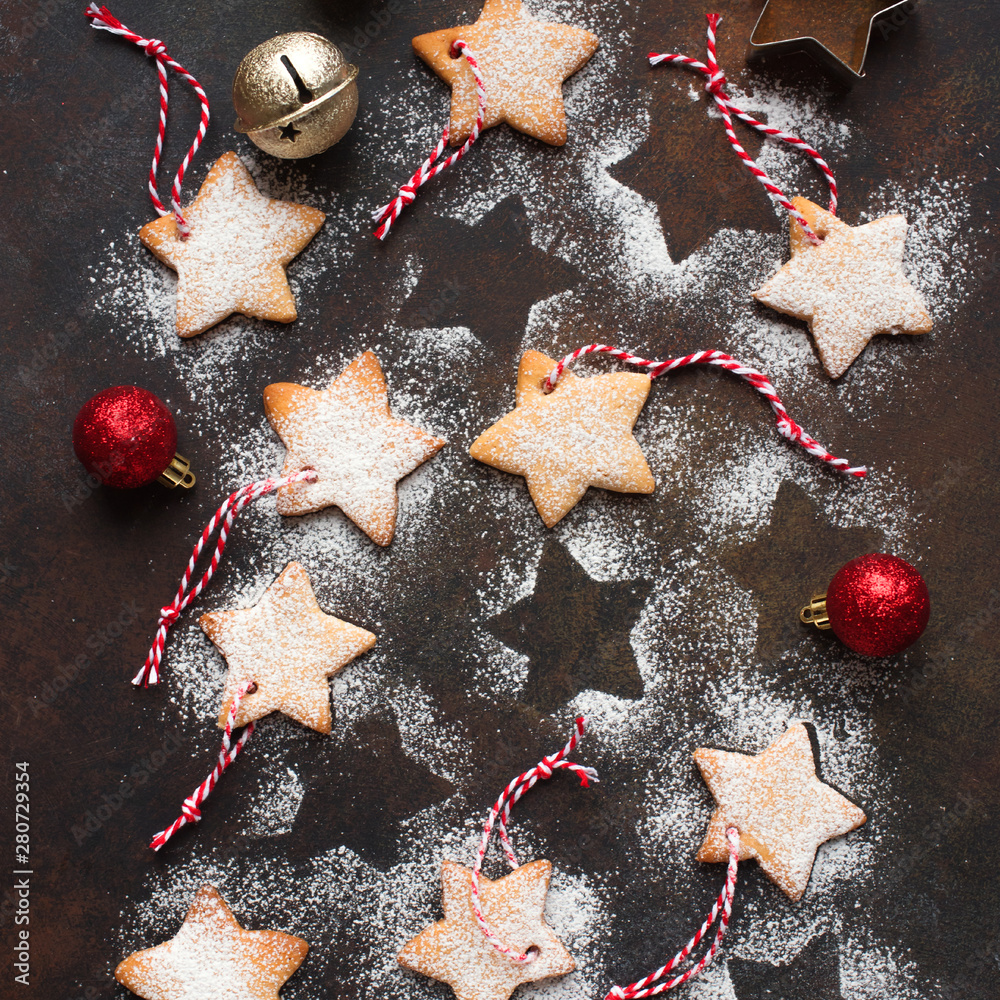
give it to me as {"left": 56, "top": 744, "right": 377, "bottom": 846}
{"left": 1, "top": 1, "right": 998, "bottom": 999}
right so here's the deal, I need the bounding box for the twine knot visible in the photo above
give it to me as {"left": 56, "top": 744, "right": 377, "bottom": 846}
{"left": 536, "top": 757, "right": 555, "bottom": 779}
{"left": 705, "top": 69, "right": 727, "bottom": 95}
{"left": 158, "top": 604, "right": 181, "bottom": 627}
{"left": 776, "top": 416, "right": 801, "bottom": 442}
{"left": 181, "top": 798, "right": 202, "bottom": 823}
{"left": 143, "top": 37, "right": 166, "bottom": 57}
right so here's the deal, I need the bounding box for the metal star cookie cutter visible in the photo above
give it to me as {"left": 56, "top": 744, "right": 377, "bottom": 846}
{"left": 749, "top": 0, "right": 916, "bottom": 82}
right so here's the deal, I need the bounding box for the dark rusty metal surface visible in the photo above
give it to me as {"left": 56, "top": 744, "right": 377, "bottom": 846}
{"left": 1, "top": 1, "right": 999, "bottom": 999}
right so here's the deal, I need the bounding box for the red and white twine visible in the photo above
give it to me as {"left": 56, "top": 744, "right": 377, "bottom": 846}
{"left": 651, "top": 13, "right": 837, "bottom": 243}
{"left": 471, "top": 718, "right": 598, "bottom": 962}
{"left": 373, "top": 40, "right": 486, "bottom": 240}
{"left": 544, "top": 345, "right": 866, "bottom": 477}
{"left": 84, "top": 4, "right": 210, "bottom": 237}
{"left": 149, "top": 680, "right": 257, "bottom": 851}
{"left": 135, "top": 470, "right": 318, "bottom": 687}
{"left": 606, "top": 828, "right": 740, "bottom": 999}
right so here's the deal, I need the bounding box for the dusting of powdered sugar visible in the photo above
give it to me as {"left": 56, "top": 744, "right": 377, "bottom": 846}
{"left": 244, "top": 768, "right": 306, "bottom": 837}
{"left": 98, "top": 4, "right": 967, "bottom": 998}
{"left": 87, "top": 150, "right": 354, "bottom": 373}
{"left": 114, "top": 792, "right": 609, "bottom": 1000}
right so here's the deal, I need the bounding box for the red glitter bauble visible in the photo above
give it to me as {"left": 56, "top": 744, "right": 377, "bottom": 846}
{"left": 826, "top": 554, "right": 930, "bottom": 657}
{"left": 73, "top": 386, "right": 178, "bottom": 489}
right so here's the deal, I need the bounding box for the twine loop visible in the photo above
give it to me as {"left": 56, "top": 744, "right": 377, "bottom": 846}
{"left": 85, "top": 4, "right": 210, "bottom": 237}
{"left": 470, "top": 718, "right": 597, "bottom": 962}
{"left": 651, "top": 13, "right": 838, "bottom": 243}
{"left": 605, "top": 827, "right": 740, "bottom": 999}
{"left": 543, "top": 344, "right": 866, "bottom": 477}
{"left": 373, "top": 40, "right": 486, "bottom": 240}
{"left": 134, "top": 470, "right": 317, "bottom": 687}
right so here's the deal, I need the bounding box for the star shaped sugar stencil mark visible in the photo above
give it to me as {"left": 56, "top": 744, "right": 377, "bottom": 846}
{"left": 470, "top": 350, "right": 655, "bottom": 527}
{"left": 199, "top": 561, "right": 376, "bottom": 734}
{"left": 718, "top": 480, "right": 880, "bottom": 662}
{"left": 751, "top": 0, "right": 911, "bottom": 78}
{"left": 139, "top": 151, "right": 325, "bottom": 338}
{"left": 486, "top": 539, "right": 652, "bottom": 713}
{"left": 695, "top": 723, "right": 867, "bottom": 901}
{"left": 397, "top": 196, "right": 580, "bottom": 365}
{"left": 609, "top": 76, "right": 774, "bottom": 262}
{"left": 754, "top": 197, "right": 932, "bottom": 378}
{"left": 730, "top": 931, "right": 845, "bottom": 1000}
{"left": 398, "top": 859, "right": 575, "bottom": 1000}
{"left": 264, "top": 351, "right": 446, "bottom": 546}
{"left": 412, "top": 0, "right": 599, "bottom": 146}
{"left": 115, "top": 885, "right": 308, "bottom": 1000}
{"left": 286, "top": 715, "right": 454, "bottom": 871}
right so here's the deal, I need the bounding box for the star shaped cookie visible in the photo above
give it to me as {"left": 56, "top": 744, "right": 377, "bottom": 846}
{"left": 412, "top": 0, "right": 599, "bottom": 146}
{"left": 115, "top": 885, "right": 307, "bottom": 1000}
{"left": 264, "top": 351, "right": 446, "bottom": 546}
{"left": 140, "top": 151, "right": 325, "bottom": 338}
{"left": 200, "top": 561, "right": 376, "bottom": 733}
{"left": 469, "top": 350, "right": 654, "bottom": 527}
{"left": 694, "top": 723, "right": 867, "bottom": 901}
{"left": 753, "top": 196, "right": 932, "bottom": 378}
{"left": 398, "top": 859, "right": 574, "bottom": 1000}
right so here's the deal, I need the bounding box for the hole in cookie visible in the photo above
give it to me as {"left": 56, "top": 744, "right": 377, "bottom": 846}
{"left": 280, "top": 55, "right": 314, "bottom": 104}
{"left": 524, "top": 946, "right": 540, "bottom": 963}
{"left": 246, "top": 682, "right": 258, "bottom": 695}
{"left": 449, "top": 42, "right": 463, "bottom": 59}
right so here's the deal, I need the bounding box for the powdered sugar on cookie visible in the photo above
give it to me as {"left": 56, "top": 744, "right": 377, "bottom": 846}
{"left": 115, "top": 885, "right": 307, "bottom": 1000}
{"left": 200, "top": 561, "right": 376, "bottom": 733}
{"left": 753, "top": 197, "right": 932, "bottom": 378}
{"left": 265, "top": 351, "right": 447, "bottom": 546}
{"left": 695, "top": 723, "right": 867, "bottom": 901}
{"left": 470, "top": 349, "right": 654, "bottom": 527}
{"left": 399, "top": 860, "right": 575, "bottom": 1000}
{"left": 139, "top": 152, "right": 325, "bottom": 338}
{"left": 413, "top": 0, "right": 599, "bottom": 146}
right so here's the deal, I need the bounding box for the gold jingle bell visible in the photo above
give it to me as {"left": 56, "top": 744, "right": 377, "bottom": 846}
{"left": 233, "top": 32, "right": 359, "bottom": 159}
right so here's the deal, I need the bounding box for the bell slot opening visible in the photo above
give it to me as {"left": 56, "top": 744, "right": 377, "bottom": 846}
{"left": 280, "top": 55, "right": 314, "bottom": 104}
